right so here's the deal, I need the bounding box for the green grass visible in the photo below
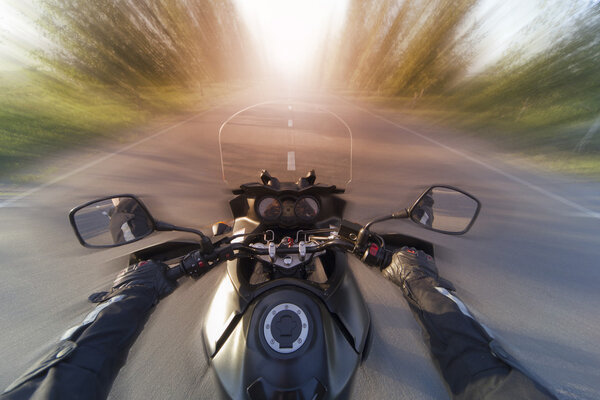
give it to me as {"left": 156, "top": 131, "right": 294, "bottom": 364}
{"left": 0, "top": 70, "right": 233, "bottom": 181}
{"left": 346, "top": 92, "right": 600, "bottom": 179}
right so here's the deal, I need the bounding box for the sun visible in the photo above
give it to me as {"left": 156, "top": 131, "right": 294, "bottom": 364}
{"left": 235, "top": 0, "right": 348, "bottom": 81}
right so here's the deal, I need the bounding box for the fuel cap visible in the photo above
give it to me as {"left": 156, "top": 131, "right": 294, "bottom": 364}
{"left": 263, "top": 303, "right": 309, "bottom": 354}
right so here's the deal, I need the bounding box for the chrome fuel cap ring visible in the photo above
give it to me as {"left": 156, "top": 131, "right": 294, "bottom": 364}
{"left": 263, "top": 303, "right": 309, "bottom": 354}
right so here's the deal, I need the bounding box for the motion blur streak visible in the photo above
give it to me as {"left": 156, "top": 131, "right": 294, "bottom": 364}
{"left": 1, "top": 1, "right": 600, "bottom": 399}
{"left": 1, "top": 0, "right": 599, "bottom": 178}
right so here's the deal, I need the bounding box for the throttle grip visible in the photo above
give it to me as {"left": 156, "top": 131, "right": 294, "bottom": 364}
{"left": 166, "top": 264, "right": 185, "bottom": 281}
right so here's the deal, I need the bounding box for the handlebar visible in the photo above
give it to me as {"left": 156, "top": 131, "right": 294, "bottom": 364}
{"left": 166, "top": 264, "right": 185, "bottom": 281}
{"left": 163, "top": 238, "right": 357, "bottom": 281}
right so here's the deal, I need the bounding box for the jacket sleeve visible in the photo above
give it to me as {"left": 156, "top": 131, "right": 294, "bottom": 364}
{"left": 1, "top": 286, "right": 156, "bottom": 400}
{"left": 402, "top": 275, "right": 558, "bottom": 400}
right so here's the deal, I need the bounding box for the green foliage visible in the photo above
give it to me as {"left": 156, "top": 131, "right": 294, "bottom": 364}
{"left": 37, "top": 0, "right": 249, "bottom": 91}
{"left": 334, "top": 0, "right": 600, "bottom": 172}
{"left": 459, "top": 7, "right": 599, "bottom": 108}
{"left": 0, "top": 69, "right": 227, "bottom": 179}
{"left": 0, "top": 0, "right": 250, "bottom": 179}
{"left": 334, "top": 0, "right": 478, "bottom": 95}
{"left": 444, "top": 4, "right": 600, "bottom": 152}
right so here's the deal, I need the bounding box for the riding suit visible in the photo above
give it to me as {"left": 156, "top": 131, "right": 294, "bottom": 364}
{"left": 382, "top": 247, "right": 558, "bottom": 400}
{"left": 2, "top": 250, "right": 557, "bottom": 399}
{"left": 1, "top": 260, "right": 177, "bottom": 400}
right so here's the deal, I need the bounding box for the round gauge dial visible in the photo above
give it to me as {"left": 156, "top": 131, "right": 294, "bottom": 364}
{"left": 295, "top": 197, "right": 320, "bottom": 220}
{"left": 257, "top": 197, "right": 282, "bottom": 220}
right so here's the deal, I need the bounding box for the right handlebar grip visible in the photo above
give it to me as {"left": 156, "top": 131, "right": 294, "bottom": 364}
{"left": 361, "top": 242, "right": 390, "bottom": 269}
{"left": 166, "top": 264, "right": 185, "bottom": 281}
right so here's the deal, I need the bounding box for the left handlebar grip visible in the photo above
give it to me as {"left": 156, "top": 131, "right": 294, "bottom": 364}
{"left": 166, "top": 264, "right": 185, "bottom": 281}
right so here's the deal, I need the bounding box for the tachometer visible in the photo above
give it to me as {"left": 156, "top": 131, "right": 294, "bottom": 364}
{"left": 295, "top": 197, "right": 320, "bottom": 221}
{"left": 257, "top": 197, "right": 282, "bottom": 220}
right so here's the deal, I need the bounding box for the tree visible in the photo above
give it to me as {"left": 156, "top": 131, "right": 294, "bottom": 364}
{"left": 36, "top": 0, "right": 250, "bottom": 92}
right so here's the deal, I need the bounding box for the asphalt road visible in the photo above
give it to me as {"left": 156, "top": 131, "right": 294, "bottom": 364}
{"left": 1, "top": 90, "right": 599, "bottom": 399}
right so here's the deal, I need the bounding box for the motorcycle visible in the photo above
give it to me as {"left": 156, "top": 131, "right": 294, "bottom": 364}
{"left": 68, "top": 102, "right": 481, "bottom": 400}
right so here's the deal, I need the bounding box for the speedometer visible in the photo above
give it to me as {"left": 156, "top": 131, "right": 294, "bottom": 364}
{"left": 294, "top": 197, "right": 320, "bottom": 221}
{"left": 257, "top": 197, "right": 282, "bottom": 220}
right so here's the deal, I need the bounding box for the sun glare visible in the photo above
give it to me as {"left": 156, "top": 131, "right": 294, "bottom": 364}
{"left": 235, "top": 0, "right": 347, "bottom": 82}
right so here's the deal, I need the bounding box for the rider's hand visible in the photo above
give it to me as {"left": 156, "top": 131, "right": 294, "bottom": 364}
{"left": 382, "top": 246, "right": 439, "bottom": 287}
{"left": 89, "top": 260, "right": 177, "bottom": 303}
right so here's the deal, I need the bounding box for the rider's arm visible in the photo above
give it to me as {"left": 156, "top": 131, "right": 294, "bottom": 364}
{"left": 1, "top": 260, "right": 176, "bottom": 400}
{"left": 382, "top": 248, "right": 558, "bottom": 400}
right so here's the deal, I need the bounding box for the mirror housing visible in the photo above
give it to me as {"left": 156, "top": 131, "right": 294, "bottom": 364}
{"left": 69, "top": 195, "right": 156, "bottom": 248}
{"left": 409, "top": 185, "right": 481, "bottom": 235}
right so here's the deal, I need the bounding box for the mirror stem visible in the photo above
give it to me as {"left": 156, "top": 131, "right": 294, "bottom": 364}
{"left": 155, "top": 221, "right": 214, "bottom": 253}
{"left": 391, "top": 209, "right": 409, "bottom": 219}
{"left": 364, "top": 208, "right": 409, "bottom": 230}
{"left": 357, "top": 209, "right": 409, "bottom": 251}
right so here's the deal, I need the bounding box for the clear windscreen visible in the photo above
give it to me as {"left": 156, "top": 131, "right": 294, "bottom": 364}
{"left": 219, "top": 102, "right": 352, "bottom": 190}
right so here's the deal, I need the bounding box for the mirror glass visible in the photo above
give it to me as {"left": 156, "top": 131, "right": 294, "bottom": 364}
{"left": 410, "top": 186, "right": 480, "bottom": 234}
{"left": 72, "top": 197, "right": 153, "bottom": 247}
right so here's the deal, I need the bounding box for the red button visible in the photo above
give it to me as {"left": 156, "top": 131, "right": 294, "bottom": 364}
{"left": 369, "top": 243, "right": 379, "bottom": 256}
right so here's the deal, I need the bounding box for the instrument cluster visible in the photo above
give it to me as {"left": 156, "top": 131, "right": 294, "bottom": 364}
{"left": 256, "top": 195, "right": 320, "bottom": 225}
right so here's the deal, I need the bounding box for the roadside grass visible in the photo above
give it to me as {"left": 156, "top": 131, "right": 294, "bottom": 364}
{"left": 0, "top": 69, "right": 233, "bottom": 182}
{"left": 344, "top": 92, "right": 600, "bottom": 179}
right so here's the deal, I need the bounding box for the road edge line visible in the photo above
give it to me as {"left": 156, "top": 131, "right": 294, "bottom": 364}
{"left": 0, "top": 109, "right": 212, "bottom": 208}
{"left": 336, "top": 96, "right": 600, "bottom": 219}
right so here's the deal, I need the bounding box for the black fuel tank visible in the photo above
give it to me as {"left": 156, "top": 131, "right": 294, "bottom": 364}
{"left": 203, "top": 250, "right": 371, "bottom": 399}
{"left": 210, "top": 287, "right": 361, "bottom": 399}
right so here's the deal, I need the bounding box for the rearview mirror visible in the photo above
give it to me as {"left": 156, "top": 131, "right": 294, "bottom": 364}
{"left": 69, "top": 195, "right": 155, "bottom": 248}
{"left": 409, "top": 186, "right": 481, "bottom": 235}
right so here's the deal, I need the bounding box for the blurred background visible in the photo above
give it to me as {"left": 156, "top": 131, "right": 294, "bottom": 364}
{"left": 1, "top": 2, "right": 600, "bottom": 399}
{"left": 1, "top": 0, "right": 599, "bottom": 180}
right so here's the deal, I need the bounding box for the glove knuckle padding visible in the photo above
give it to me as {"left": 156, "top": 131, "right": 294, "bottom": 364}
{"left": 110, "top": 260, "right": 176, "bottom": 300}
{"left": 383, "top": 248, "right": 439, "bottom": 286}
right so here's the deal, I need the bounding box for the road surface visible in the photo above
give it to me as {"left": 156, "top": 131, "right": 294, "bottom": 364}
{"left": 1, "top": 90, "right": 599, "bottom": 399}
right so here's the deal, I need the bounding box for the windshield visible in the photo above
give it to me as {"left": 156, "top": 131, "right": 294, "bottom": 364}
{"left": 219, "top": 101, "right": 352, "bottom": 190}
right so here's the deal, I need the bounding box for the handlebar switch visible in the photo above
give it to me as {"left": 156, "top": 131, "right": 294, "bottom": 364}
{"left": 361, "top": 242, "right": 388, "bottom": 268}
{"left": 180, "top": 250, "right": 212, "bottom": 279}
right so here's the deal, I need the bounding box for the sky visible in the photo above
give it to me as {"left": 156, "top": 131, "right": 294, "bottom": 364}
{"left": 233, "top": 0, "right": 348, "bottom": 80}
{"left": 0, "top": 0, "right": 41, "bottom": 70}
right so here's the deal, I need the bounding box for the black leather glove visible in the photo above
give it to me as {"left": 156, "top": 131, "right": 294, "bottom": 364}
{"left": 382, "top": 246, "right": 456, "bottom": 292}
{"left": 89, "top": 260, "right": 177, "bottom": 304}
{"left": 382, "top": 246, "right": 439, "bottom": 286}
